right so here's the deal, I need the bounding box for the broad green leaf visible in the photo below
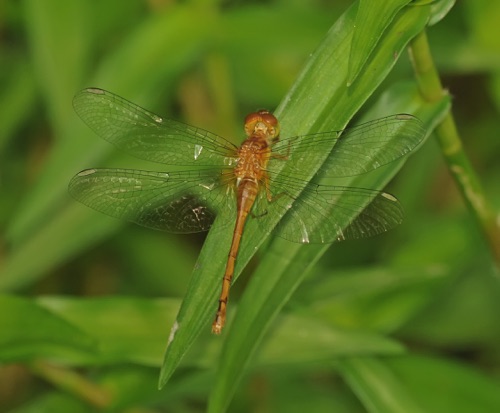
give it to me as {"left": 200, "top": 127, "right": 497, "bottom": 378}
{"left": 293, "top": 264, "right": 451, "bottom": 332}
{"left": 0, "top": 295, "right": 95, "bottom": 362}
{"left": 0, "top": 295, "right": 401, "bottom": 368}
{"left": 159, "top": 0, "right": 433, "bottom": 394}
{"left": 337, "top": 357, "right": 426, "bottom": 413}
{"left": 37, "top": 296, "right": 180, "bottom": 365}
{"left": 387, "top": 355, "right": 500, "bottom": 413}
{"left": 399, "top": 261, "right": 500, "bottom": 347}
{"left": 257, "top": 315, "right": 404, "bottom": 366}
{"left": 348, "top": 0, "right": 412, "bottom": 86}
{"left": 338, "top": 355, "right": 500, "bottom": 413}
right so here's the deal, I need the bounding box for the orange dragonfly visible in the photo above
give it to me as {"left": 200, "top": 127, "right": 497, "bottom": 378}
{"left": 69, "top": 88, "right": 426, "bottom": 334}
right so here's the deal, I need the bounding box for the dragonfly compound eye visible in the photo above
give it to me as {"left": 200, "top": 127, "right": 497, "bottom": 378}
{"left": 244, "top": 110, "right": 280, "bottom": 139}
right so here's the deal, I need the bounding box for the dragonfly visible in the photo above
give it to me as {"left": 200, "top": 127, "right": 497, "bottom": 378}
{"left": 69, "top": 88, "right": 426, "bottom": 334}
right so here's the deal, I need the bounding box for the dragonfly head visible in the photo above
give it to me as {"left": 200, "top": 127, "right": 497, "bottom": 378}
{"left": 244, "top": 110, "right": 280, "bottom": 142}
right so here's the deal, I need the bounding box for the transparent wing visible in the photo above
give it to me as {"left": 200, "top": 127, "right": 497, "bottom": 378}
{"left": 252, "top": 176, "right": 403, "bottom": 243}
{"left": 68, "top": 168, "right": 235, "bottom": 233}
{"left": 73, "top": 88, "right": 238, "bottom": 167}
{"left": 269, "top": 114, "right": 426, "bottom": 178}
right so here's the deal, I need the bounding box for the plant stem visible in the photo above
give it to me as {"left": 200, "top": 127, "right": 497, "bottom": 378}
{"left": 30, "top": 361, "right": 160, "bottom": 412}
{"left": 409, "top": 30, "right": 500, "bottom": 267}
{"left": 30, "top": 360, "right": 112, "bottom": 409}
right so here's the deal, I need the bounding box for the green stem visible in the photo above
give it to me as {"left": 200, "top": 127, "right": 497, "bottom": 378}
{"left": 30, "top": 361, "right": 112, "bottom": 409}
{"left": 409, "top": 30, "right": 500, "bottom": 267}
{"left": 30, "top": 361, "right": 159, "bottom": 412}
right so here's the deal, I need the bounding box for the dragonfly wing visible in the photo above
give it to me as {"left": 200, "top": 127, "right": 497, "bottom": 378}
{"left": 254, "top": 178, "right": 403, "bottom": 243}
{"left": 269, "top": 114, "right": 426, "bottom": 178}
{"left": 69, "top": 168, "right": 235, "bottom": 233}
{"left": 73, "top": 88, "right": 238, "bottom": 167}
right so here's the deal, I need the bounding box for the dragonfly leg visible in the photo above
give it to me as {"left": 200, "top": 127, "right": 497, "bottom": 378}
{"left": 249, "top": 173, "right": 296, "bottom": 220}
{"left": 251, "top": 209, "right": 268, "bottom": 219}
{"left": 270, "top": 138, "right": 292, "bottom": 160}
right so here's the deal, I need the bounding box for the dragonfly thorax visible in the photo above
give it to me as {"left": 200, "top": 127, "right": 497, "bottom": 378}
{"left": 234, "top": 138, "right": 270, "bottom": 182}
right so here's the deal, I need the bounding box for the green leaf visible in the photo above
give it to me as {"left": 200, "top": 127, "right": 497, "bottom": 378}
{"left": 337, "top": 357, "right": 426, "bottom": 413}
{"left": 0, "top": 295, "right": 95, "bottom": 362}
{"left": 399, "top": 261, "right": 500, "bottom": 347}
{"left": 257, "top": 315, "right": 405, "bottom": 366}
{"left": 428, "top": 0, "right": 456, "bottom": 26}
{"left": 206, "top": 36, "right": 453, "bottom": 413}
{"left": 159, "top": 0, "right": 434, "bottom": 396}
{"left": 37, "top": 296, "right": 180, "bottom": 365}
{"left": 206, "top": 13, "right": 447, "bottom": 413}
{"left": 387, "top": 355, "right": 500, "bottom": 413}
{"left": 338, "top": 355, "right": 500, "bottom": 413}
{"left": 0, "top": 294, "right": 402, "bottom": 370}
{"left": 0, "top": 295, "right": 181, "bottom": 365}
{"left": 293, "top": 264, "right": 451, "bottom": 332}
{"left": 208, "top": 85, "right": 449, "bottom": 413}
{"left": 348, "top": 0, "right": 412, "bottom": 86}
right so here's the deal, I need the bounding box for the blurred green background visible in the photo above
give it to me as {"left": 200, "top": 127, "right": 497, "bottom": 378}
{"left": 1, "top": 0, "right": 500, "bottom": 412}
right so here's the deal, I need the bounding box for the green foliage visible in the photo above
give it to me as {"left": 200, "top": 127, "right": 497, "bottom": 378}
{"left": 1, "top": 0, "right": 499, "bottom": 412}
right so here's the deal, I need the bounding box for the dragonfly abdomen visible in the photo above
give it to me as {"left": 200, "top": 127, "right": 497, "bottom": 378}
{"left": 212, "top": 178, "right": 259, "bottom": 334}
